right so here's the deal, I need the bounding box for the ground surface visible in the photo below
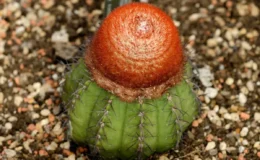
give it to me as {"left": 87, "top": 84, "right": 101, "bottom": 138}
{"left": 0, "top": 0, "right": 260, "bottom": 160}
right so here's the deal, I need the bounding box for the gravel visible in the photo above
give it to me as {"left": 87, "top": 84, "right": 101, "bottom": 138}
{"left": 0, "top": 0, "right": 260, "bottom": 159}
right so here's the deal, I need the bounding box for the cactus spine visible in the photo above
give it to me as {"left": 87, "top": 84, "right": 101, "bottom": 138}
{"left": 62, "top": 2, "right": 199, "bottom": 160}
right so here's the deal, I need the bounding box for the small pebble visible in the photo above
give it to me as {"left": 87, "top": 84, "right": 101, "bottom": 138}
{"left": 240, "top": 112, "right": 250, "bottom": 120}
{"left": 5, "top": 122, "right": 12, "bottom": 130}
{"left": 40, "top": 118, "right": 49, "bottom": 126}
{"left": 8, "top": 116, "right": 18, "bottom": 122}
{"left": 238, "top": 93, "right": 247, "bottom": 105}
{"left": 254, "top": 142, "right": 260, "bottom": 149}
{"left": 52, "top": 74, "right": 58, "bottom": 80}
{"left": 51, "top": 30, "right": 69, "bottom": 43}
{"left": 46, "top": 141, "right": 58, "bottom": 151}
{"left": 52, "top": 122, "right": 62, "bottom": 135}
{"left": 39, "top": 149, "right": 48, "bottom": 156}
{"left": 224, "top": 113, "right": 240, "bottom": 121}
{"left": 246, "top": 81, "right": 254, "bottom": 91}
{"left": 241, "top": 41, "right": 252, "bottom": 51}
{"left": 206, "top": 141, "right": 216, "bottom": 150}
{"left": 66, "top": 154, "right": 76, "bottom": 160}
{"left": 189, "top": 13, "right": 207, "bottom": 22}
{"left": 238, "top": 146, "right": 245, "bottom": 153}
{"left": 14, "top": 95, "right": 23, "bottom": 106}
{"left": 23, "top": 139, "right": 34, "bottom": 153}
{"left": 242, "top": 139, "right": 249, "bottom": 146}
{"left": 159, "top": 155, "right": 169, "bottom": 160}
{"left": 250, "top": 3, "right": 259, "bottom": 17}
{"left": 0, "top": 92, "right": 4, "bottom": 104}
{"left": 52, "top": 105, "right": 61, "bottom": 115}
{"left": 31, "top": 112, "right": 40, "bottom": 120}
{"left": 205, "top": 87, "right": 218, "bottom": 99}
{"left": 60, "top": 141, "right": 70, "bottom": 149}
{"left": 41, "top": 109, "right": 51, "bottom": 116}
{"left": 198, "top": 66, "right": 214, "bottom": 87}
{"left": 225, "top": 77, "right": 234, "bottom": 86}
{"left": 207, "top": 38, "right": 218, "bottom": 47}
{"left": 207, "top": 110, "right": 222, "bottom": 126}
{"left": 4, "top": 149, "right": 16, "bottom": 158}
{"left": 219, "top": 142, "right": 227, "bottom": 151}
{"left": 209, "top": 149, "right": 218, "bottom": 156}
{"left": 240, "top": 127, "right": 249, "bottom": 137}
{"left": 254, "top": 112, "right": 260, "bottom": 122}
{"left": 9, "top": 141, "right": 18, "bottom": 149}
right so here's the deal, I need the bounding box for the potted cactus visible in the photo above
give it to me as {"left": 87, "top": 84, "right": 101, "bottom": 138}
{"left": 62, "top": 1, "right": 199, "bottom": 159}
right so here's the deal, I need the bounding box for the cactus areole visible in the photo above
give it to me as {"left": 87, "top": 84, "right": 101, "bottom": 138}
{"left": 63, "top": 2, "right": 199, "bottom": 160}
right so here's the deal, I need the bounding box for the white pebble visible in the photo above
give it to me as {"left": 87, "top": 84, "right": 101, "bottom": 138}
{"left": 238, "top": 93, "right": 247, "bottom": 105}
{"left": 206, "top": 141, "right": 216, "bottom": 150}
{"left": 242, "top": 139, "right": 249, "bottom": 146}
{"left": 236, "top": 3, "right": 249, "bottom": 16}
{"left": 239, "top": 146, "right": 245, "bottom": 153}
{"left": 8, "top": 116, "right": 18, "bottom": 122}
{"left": 250, "top": 3, "right": 259, "bottom": 17}
{"left": 246, "top": 81, "right": 254, "bottom": 91}
{"left": 40, "top": 118, "right": 49, "bottom": 126}
{"left": 0, "top": 136, "right": 5, "bottom": 145}
{"left": 219, "top": 142, "right": 227, "bottom": 151}
{"left": 4, "top": 149, "right": 16, "bottom": 158}
{"left": 231, "top": 113, "right": 240, "bottom": 121}
{"left": 189, "top": 13, "right": 207, "bottom": 22}
{"left": 241, "top": 41, "right": 252, "bottom": 51}
{"left": 31, "top": 112, "right": 40, "bottom": 120}
{"left": 52, "top": 122, "right": 63, "bottom": 135}
{"left": 52, "top": 74, "right": 58, "bottom": 80}
{"left": 254, "top": 141, "right": 260, "bottom": 149}
{"left": 40, "top": 109, "right": 51, "bottom": 116}
{"left": 0, "top": 66, "right": 4, "bottom": 74}
{"left": 207, "top": 111, "right": 222, "bottom": 126}
{"left": 51, "top": 29, "right": 69, "bottom": 43}
{"left": 0, "top": 92, "right": 4, "bottom": 104}
{"left": 15, "top": 26, "right": 25, "bottom": 35}
{"left": 225, "top": 77, "right": 234, "bottom": 86}
{"left": 60, "top": 141, "right": 70, "bottom": 149}
{"left": 33, "top": 82, "right": 41, "bottom": 90}
{"left": 207, "top": 38, "right": 218, "bottom": 47}
{"left": 23, "top": 139, "right": 34, "bottom": 153}
{"left": 5, "top": 122, "right": 12, "bottom": 130}
{"left": 14, "top": 95, "right": 23, "bottom": 106}
{"left": 198, "top": 66, "right": 214, "bottom": 87}
{"left": 194, "top": 156, "right": 202, "bottom": 160}
{"left": 9, "top": 141, "right": 18, "bottom": 149}
{"left": 0, "top": 41, "right": 5, "bottom": 53}
{"left": 224, "top": 113, "right": 240, "bottom": 121}
{"left": 240, "top": 127, "right": 249, "bottom": 137}
{"left": 219, "top": 107, "right": 228, "bottom": 114}
{"left": 214, "top": 16, "right": 225, "bottom": 27}
{"left": 66, "top": 154, "right": 76, "bottom": 160}
{"left": 46, "top": 141, "right": 58, "bottom": 151}
{"left": 254, "top": 112, "right": 260, "bottom": 122}
{"left": 205, "top": 87, "right": 218, "bottom": 99}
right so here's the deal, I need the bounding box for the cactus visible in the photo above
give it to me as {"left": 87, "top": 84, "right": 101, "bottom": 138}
{"left": 62, "top": 2, "right": 199, "bottom": 160}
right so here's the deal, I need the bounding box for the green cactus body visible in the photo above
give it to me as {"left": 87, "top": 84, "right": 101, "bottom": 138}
{"left": 62, "top": 59, "right": 199, "bottom": 159}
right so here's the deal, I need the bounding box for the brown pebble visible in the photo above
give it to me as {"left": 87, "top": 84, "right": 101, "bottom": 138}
{"left": 218, "top": 152, "right": 224, "bottom": 159}
{"left": 257, "top": 152, "right": 260, "bottom": 158}
{"left": 192, "top": 120, "right": 199, "bottom": 127}
{"left": 206, "top": 134, "right": 214, "bottom": 142}
{"left": 63, "top": 149, "right": 73, "bottom": 156}
{"left": 39, "top": 149, "right": 48, "bottom": 156}
{"left": 240, "top": 112, "right": 250, "bottom": 120}
{"left": 27, "top": 124, "right": 36, "bottom": 131}
{"left": 48, "top": 114, "right": 55, "bottom": 122}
